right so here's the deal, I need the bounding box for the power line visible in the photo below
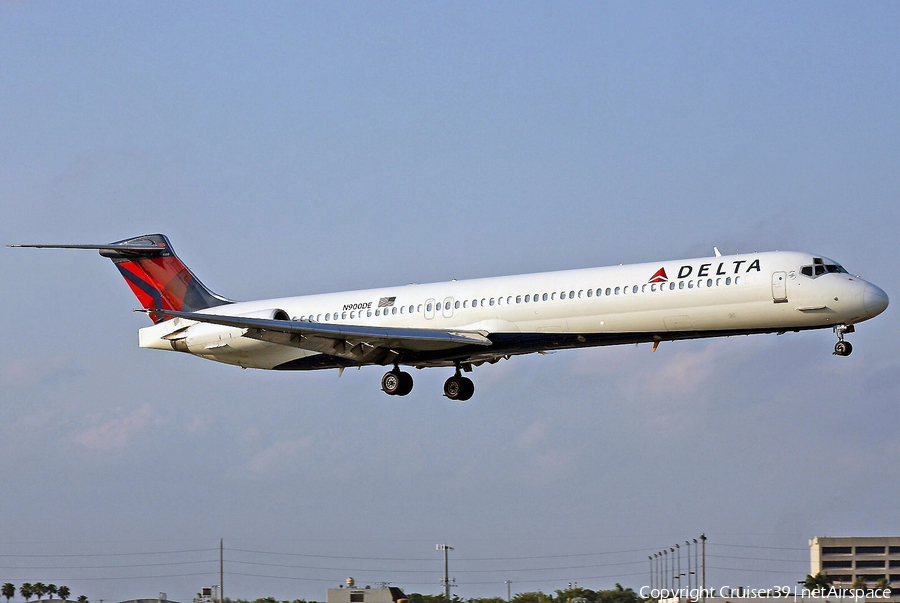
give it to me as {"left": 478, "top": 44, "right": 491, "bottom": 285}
{"left": 0, "top": 548, "right": 217, "bottom": 558}
{"left": 222, "top": 558, "right": 647, "bottom": 574}
{"left": 707, "top": 554, "right": 806, "bottom": 563}
{"left": 226, "top": 546, "right": 658, "bottom": 562}
{"left": 0, "top": 560, "right": 217, "bottom": 570}
{"left": 708, "top": 543, "right": 807, "bottom": 551}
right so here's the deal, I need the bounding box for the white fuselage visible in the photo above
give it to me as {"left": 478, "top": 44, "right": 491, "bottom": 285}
{"left": 138, "top": 250, "right": 888, "bottom": 370}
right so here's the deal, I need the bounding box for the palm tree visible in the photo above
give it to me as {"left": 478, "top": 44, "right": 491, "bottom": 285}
{"left": 20, "top": 584, "right": 33, "bottom": 602}
{"left": 57, "top": 588, "right": 70, "bottom": 602}
{"left": 875, "top": 578, "right": 889, "bottom": 590}
{"left": 46, "top": 587, "right": 57, "bottom": 602}
{"left": 32, "top": 584, "right": 46, "bottom": 603}
{"left": 76, "top": 596, "right": 88, "bottom": 603}
{"left": 852, "top": 577, "right": 867, "bottom": 590}
{"left": 3, "top": 584, "right": 16, "bottom": 603}
{"left": 804, "top": 573, "right": 831, "bottom": 590}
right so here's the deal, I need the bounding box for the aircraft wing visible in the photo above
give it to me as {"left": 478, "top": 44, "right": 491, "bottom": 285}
{"left": 145, "top": 309, "right": 492, "bottom": 364}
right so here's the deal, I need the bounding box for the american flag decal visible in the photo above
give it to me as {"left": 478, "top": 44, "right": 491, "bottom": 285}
{"left": 378, "top": 296, "right": 396, "bottom": 308}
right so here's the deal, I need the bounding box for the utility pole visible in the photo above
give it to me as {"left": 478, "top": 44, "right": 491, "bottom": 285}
{"left": 437, "top": 544, "right": 453, "bottom": 601}
{"left": 220, "top": 538, "right": 224, "bottom": 603}
{"left": 506, "top": 580, "right": 511, "bottom": 603}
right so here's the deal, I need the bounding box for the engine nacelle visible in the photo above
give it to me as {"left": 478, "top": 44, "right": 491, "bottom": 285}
{"left": 139, "top": 308, "right": 290, "bottom": 358}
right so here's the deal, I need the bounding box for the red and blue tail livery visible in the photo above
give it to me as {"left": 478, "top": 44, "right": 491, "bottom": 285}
{"left": 11, "top": 234, "right": 230, "bottom": 324}
{"left": 101, "top": 234, "right": 231, "bottom": 323}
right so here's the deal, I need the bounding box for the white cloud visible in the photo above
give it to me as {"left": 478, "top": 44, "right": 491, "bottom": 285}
{"left": 239, "top": 436, "right": 317, "bottom": 477}
{"left": 72, "top": 403, "right": 164, "bottom": 452}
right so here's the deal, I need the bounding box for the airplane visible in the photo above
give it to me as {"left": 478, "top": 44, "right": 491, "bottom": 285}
{"left": 10, "top": 234, "right": 889, "bottom": 400}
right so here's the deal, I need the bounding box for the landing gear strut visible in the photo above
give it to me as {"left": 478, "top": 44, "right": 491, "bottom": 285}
{"left": 382, "top": 367, "right": 413, "bottom": 396}
{"left": 833, "top": 324, "right": 854, "bottom": 357}
{"left": 444, "top": 368, "right": 475, "bottom": 401}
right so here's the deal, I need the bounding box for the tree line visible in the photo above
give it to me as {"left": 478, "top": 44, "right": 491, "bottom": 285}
{"left": 2, "top": 582, "right": 88, "bottom": 603}
{"left": 228, "top": 583, "right": 643, "bottom": 603}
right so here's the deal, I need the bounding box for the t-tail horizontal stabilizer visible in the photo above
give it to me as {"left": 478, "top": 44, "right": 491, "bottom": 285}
{"left": 9, "top": 234, "right": 232, "bottom": 323}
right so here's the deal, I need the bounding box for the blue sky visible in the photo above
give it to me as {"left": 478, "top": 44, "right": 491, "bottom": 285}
{"left": 1, "top": 2, "right": 898, "bottom": 602}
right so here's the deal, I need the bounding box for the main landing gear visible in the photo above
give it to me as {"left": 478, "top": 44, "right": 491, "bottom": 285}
{"left": 443, "top": 370, "right": 475, "bottom": 401}
{"left": 380, "top": 366, "right": 476, "bottom": 400}
{"left": 833, "top": 324, "right": 854, "bottom": 357}
{"left": 381, "top": 367, "right": 413, "bottom": 396}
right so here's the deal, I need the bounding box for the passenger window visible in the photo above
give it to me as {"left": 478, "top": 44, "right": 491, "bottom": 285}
{"left": 606, "top": 288, "right": 611, "bottom": 296}
{"left": 481, "top": 298, "right": 486, "bottom": 306}
{"left": 633, "top": 285, "right": 638, "bottom": 293}
{"left": 445, "top": 301, "right": 451, "bottom": 310}
{"left": 716, "top": 278, "right": 721, "bottom": 286}
{"left": 455, "top": 301, "right": 460, "bottom": 309}
{"left": 516, "top": 295, "right": 522, "bottom": 303}
{"left": 462, "top": 300, "right": 467, "bottom": 308}
{"left": 349, "top": 311, "right": 355, "bottom": 319}
{"left": 417, "top": 304, "right": 423, "bottom": 312}
{"left": 688, "top": 281, "right": 694, "bottom": 289}
{"left": 507, "top": 296, "right": 512, "bottom": 304}
{"left": 426, "top": 303, "right": 433, "bottom": 311}
{"left": 472, "top": 299, "right": 477, "bottom": 307}
{"left": 552, "top": 292, "right": 557, "bottom": 300}
{"left": 735, "top": 276, "right": 741, "bottom": 284}
{"left": 615, "top": 286, "right": 620, "bottom": 295}
{"left": 490, "top": 298, "right": 495, "bottom": 306}
{"left": 325, "top": 313, "right": 331, "bottom": 321}
{"left": 342, "top": 312, "right": 347, "bottom": 319}
{"left": 525, "top": 294, "right": 530, "bottom": 302}
{"left": 542, "top": 293, "right": 548, "bottom": 301}
{"left": 679, "top": 281, "right": 684, "bottom": 290}
{"left": 392, "top": 307, "right": 398, "bottom": 315}
{"left": 651, "top": 284, "right": 656, "bottom": 292}
{"left": 707, "top": 278, "right": 713, "bottom": 287}
{"left": 726, "top": 277, "right": 731, "bottom": 285}
{"left": 587, "top": 289, "right": 592, "bottom": 297}
{"left": 578, "top": 290, "right": 583, "bottom": 298}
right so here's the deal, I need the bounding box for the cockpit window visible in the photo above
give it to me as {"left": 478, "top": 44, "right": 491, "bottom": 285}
{"left": 800, "top": 258, "right": 848, "bottom": 278}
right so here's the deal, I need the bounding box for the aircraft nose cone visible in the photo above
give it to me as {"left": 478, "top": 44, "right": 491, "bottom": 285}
{"left": 865, "top": 284, "right": 889, "bottom": 318}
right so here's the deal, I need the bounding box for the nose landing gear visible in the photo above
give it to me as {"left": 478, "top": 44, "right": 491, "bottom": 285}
{"left": 833, "top": 324, "right": 854, "bottom": 356}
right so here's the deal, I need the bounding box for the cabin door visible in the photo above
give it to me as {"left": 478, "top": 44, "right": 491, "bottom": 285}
{"left": 772, "top": 271, "right": 788, "bottom": 303}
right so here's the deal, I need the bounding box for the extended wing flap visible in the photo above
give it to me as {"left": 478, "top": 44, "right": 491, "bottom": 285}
{"left": 142, "top": 309, "right": 492, "bottom": 360}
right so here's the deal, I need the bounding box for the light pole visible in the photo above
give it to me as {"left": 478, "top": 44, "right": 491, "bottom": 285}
{"left": 676, "top": 544, "right": 681, "bottom": 593}
{"left": 663, "top": 549, "right": 669, "bottom": 590}
{"left": 506, "top": 580, "right": 511, "bottom": 603}
{"left": 685, "top": 541, "right": 692, "bottom": 591}
{"left": 693, "top": 539, "right": 698, "bottom": 594}
{"left": 700, "top": 534, "right": 707, "bottom": 603}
